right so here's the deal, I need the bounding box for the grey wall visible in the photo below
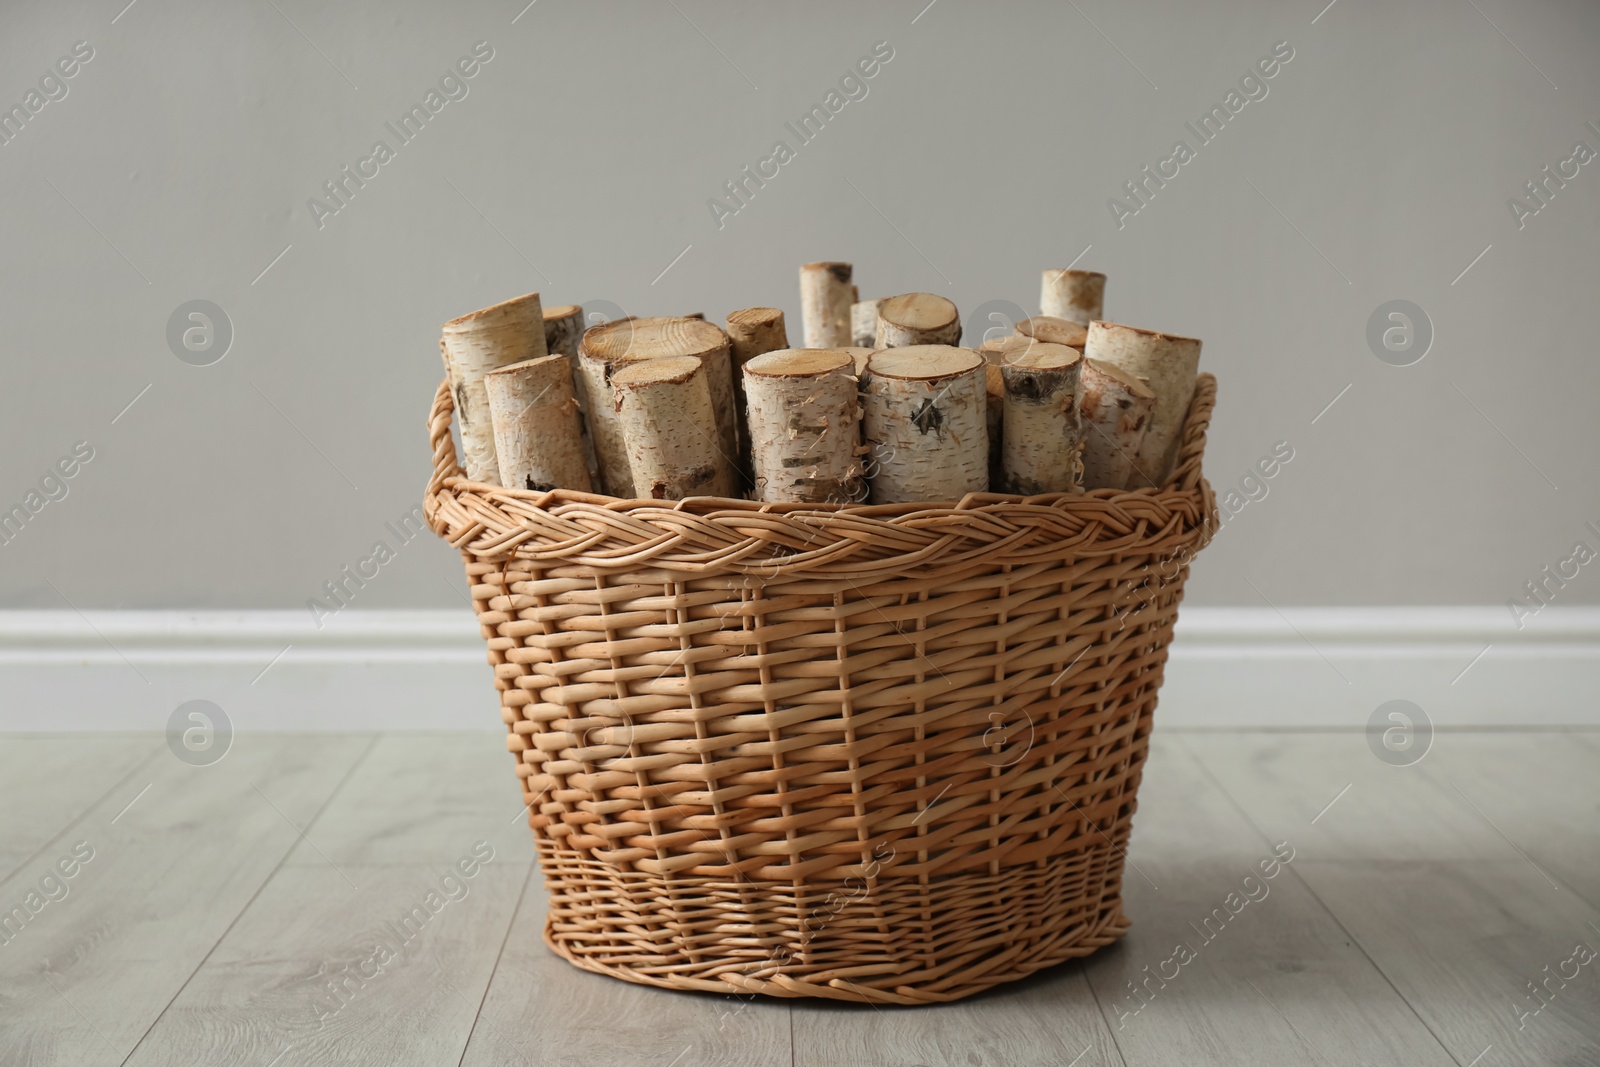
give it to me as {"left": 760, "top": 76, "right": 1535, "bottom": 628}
{"left": 1, "top": 0, "right": 1596, "bottom": 612}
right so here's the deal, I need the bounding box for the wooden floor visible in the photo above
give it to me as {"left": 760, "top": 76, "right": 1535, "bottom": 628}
{"left": 2, "top": 729, "right": 1596, "bottom": 1066}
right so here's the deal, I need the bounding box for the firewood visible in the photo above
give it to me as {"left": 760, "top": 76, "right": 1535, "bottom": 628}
{"left": 543, "top": 304, "right": 599, "bottom": 476}
{"left": 612, "top": 356, "right": 736, "bottom": 500}
{"left": 851, "top": 298, "right": 885, "bottom": 349}
{"left": 1016, "top": 316, "right": 1088, "bottom": 348}
{"left": 441, "top": 292, "right": 546, "bottom": 484}
{"left": 799, "top": 262, "right": 853, "bottom": 347}
{"left": 1040, "top": 269, "right": 1106, "bottom": 325}
{"left": 484, "top": 355, "right": 591, "bottom": 493}
{"left": 862, "top": 346, "right": 987, "bottom": 503}
{"left": 978, "top": 335, "right": 1047, "bottom": 490}
{"left": 985, "top": 364, "right": 1005, "bottom": 491}
{"left": 977, "top": 333, "right": 1042, "bottom": 364}
{"left": 1000, "top": 342, "right": 1084, "bottom": 495}
{"left": 580, "top": 316, "right": 738, "bottom": 497}
{"left": 743, "top": 348, "right": 864, "bottom": 504}
{"left": 725, "top": 307, "right": 789, "bottom": 373}
{"left": 543, "top": 304, "right": 584, "bottom": 361}
{"left": 875, "top": 293, "right": 961, "bottom": 349}
{"left": 1085, "top": 321, "right": 1201, "bottom": 485}
{"left": 1077, "top": 357, "right": 1156, "bottom": 490}
{"left": 725, "top": 306, "right": 790, "bottom": 488}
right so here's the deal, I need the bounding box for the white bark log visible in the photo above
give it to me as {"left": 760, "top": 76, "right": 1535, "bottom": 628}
{"left": 484, "top": 354, "right": 592, "bottom": 493}
{"left": 725, "top": 306, "right": 789, "bottom": 488}
{"left": 985, "top": 365, "right": 1005, "bottom": 492}
{"left": 1000, "top": 342, "right": 1084, "bottom": 495}
{"left": 1077, "top": 357, "right": 1156, "bottom": 491}
{"left": 579, "top": 316, "right": 739, "bottom": 497}
{"left": 613, "top": 356, "right": 736, "bottom": 500}
{"left": 1040, "top": 269, "right": 1106, "bottom": 325}
{"left": 543, "top": 304, "right": 583, "bottom": 360}
{"left": 875, "top": 293, "right": 961, "bottom": 349}
{"left": 725, "top": 307, "right": 789, "bottom": 372}
{"left": 1084, "top": 320, "right": 1201, "bottom": 485}
{"left": 743, "top": 348, "right": 864, "bottom": 504}
{"left": 441, "top": 292, "right": 546, "bottom": 484}
{"left": 799, "top": 262, "right": 853, "bottom": 347}
{"left": 977, "top": 337, "right": 1041, "bottom": 488}
{"left": 1016, "top": 315, "right": 1088, "bottom": 348}
{"left": 851, "top": 298, "right": 885, "bottom": 349}
{"left": 862, "top": 346, "right": 987, "bottom": 503}
{"left": 543, "top": 304, "right": 599, "bottom": 477}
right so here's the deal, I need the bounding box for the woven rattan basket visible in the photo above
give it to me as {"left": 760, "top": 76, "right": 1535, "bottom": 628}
{"left": 424, "top": 372, "right": 1217, "bottom": 1004}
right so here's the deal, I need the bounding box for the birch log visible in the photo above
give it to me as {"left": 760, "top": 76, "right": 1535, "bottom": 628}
{"left": 800, "top": 262, "right": 853, "bottom": 347}
{"left": 862, "top": 346, "right": 987, "bottom": 503}
{"left": 744, "top": 348, "right": 865, "bottom": 504}
{"left": 977, "top": 335, "right": 1041, "bottom": 488}
{"left": 726, "top": 307, "right": 789, "bottom": 373}
{"left": 484, "top": 355, "right": 592, "bottom": 493}
{"left": 543, "top": 304, "right": 599, "bottom": 474}
{"left": 579, "top": 316, "right": 738, "bottom": 497}
{"left": 612, "top": 356, "right": 736, "bottom": 500}
{"left": 1077, "top": 357, "right": 1156, "bottom": 491}
{"left": 1084, "top": 320, "right": 1201, "bottom": 485}
{"left": 985, "top": 362, "right": 1005, "bottom": 491}
{"left": 875, "top": 293, "right": 961, "bottom": 348}
{"left": 851, "top": 298, "right": 885, "bottom": 349}
{"left": 441, "top": 292, "right": 546, "bottom": 484}
{"left": 1016, "top": 315, "right": 1088, "bottom": 349}
{"left": 1040, "top": 269, "right": 1106, "bottom": 325}
{"left": 726, "top": 306, "right": 790, "bottom": 489}
{"left": 543, "top": 304, "right": 584, "bottom": 361}
{"left": 1000, "top": 342, "right": 1084, "bottom": 495}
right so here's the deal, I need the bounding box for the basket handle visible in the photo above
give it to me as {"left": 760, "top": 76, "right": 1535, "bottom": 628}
{"left": 427, "top": 377, "right": 464, "bottom": 499}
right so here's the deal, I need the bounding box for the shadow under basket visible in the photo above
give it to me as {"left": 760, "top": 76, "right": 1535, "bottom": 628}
{"left": 424, "top": 373, "right": 1218, "bottom": 1005}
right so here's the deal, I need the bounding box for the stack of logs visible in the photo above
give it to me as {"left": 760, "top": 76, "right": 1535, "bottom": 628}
{"left": 437, "top": 264, "right": 1201, "bottom": 505}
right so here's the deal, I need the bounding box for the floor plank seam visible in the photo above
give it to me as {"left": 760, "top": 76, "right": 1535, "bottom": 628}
{"left": 1078, "top": 960, "right": 1133, "bottom": 1067}
{"left": 0, "top": 739, "right": 164, "bottom": 894}
{"left": 113, "top": 734, "right": 381, "bottom": 1067}
{"left": 1176, "top": 735, "right": 1472, "bottom": 1067}
{"left": 456, "top": 858, "right": 539, "bottom": 1067}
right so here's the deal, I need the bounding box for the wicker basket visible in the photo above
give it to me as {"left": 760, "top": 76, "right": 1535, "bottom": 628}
{"left": 424, "top": 372, "right": 1217, "bottom": 1004}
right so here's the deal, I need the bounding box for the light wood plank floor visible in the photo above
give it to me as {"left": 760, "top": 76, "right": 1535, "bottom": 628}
{"left": 2, "top": 730, "right": 1595, "bottom": 1066}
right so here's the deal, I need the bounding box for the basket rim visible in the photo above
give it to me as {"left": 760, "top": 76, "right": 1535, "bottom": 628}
{"left": 424, "top": 371, "right": 1218, "bottom": 576}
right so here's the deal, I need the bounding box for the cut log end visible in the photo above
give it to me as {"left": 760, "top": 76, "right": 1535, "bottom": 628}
{"left": 869, "top": 345, "right": 982, "bottom": 381}
{"left": 443, "top": 291, "right": 545, "bottom": 336}
{"left": 745, "top": 347, "right": 853, "bottom": 378}
{"left": 876, "top": 293, "right": 961, "bottom": 349}
{"left": 1016, "top": 316, "right": 1088, "bottom": 349}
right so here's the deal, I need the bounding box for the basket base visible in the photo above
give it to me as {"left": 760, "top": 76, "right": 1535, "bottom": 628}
{"left": 539, "top": 847, "right": 1132, "bottom": 1005}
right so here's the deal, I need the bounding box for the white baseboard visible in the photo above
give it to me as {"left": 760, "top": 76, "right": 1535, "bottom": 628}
{"left": 0, "top": 607, "right": 1594, "bottom": 731}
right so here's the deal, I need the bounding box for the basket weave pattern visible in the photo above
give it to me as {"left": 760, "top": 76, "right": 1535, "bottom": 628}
{"left": 425, "top": 374, "right": 1217, "bottom": 1004}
